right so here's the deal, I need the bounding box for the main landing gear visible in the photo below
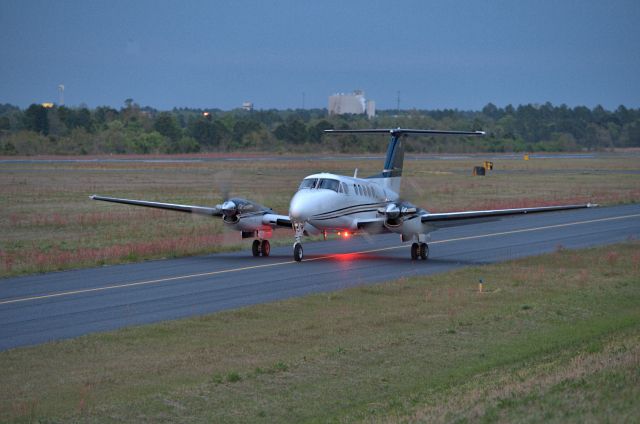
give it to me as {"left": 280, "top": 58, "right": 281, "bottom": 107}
{"left": 410, "top": 242, "right": 429, "bottom": 260}
{"left": 252, "top": 239, "right": 271, "bottom": 257}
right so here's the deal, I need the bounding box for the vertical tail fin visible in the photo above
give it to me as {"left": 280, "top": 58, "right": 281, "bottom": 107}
{"left": 371, "top": 130, "right": 404, "bottom": 195}
{"left": 382, "top": 130, "right": 405, "bottom": 178}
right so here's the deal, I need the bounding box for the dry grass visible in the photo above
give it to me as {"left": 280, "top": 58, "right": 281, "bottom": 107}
{"left": 406, "top": 334, "right": 640, "bottom": 423}
{"left": 1, "top": 153, "right": 639, "bottom": 277}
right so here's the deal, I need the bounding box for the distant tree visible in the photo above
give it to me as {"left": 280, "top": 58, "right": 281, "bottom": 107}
{"left": 58, "top": 107, "right": 93, "bottom": 132}
{"left": 481, "top": 103, "right": 500, "bottom": 119}
{"left": 23, "top": 104, "right": 49, "bottom": 135}
{"left": 504, "top": 104, "right": 515, "bottom": 116}
{"left": 0, "top": 116, "right": 11, "bottom": 131}
{"left": 471, "top": 118, "right": 485, "bottom": 132}
{"left": 308, "top": 120, "right": 334, "bottom": 143}
{"left": 168, "top": 136, "right": 200, "bottom": 153}
{"left": 2, "top": 102, "right": 640, "bottom": 155}
{"left": 100, "top": 120, "right": 127, "bottom": 153}
{"left": 592, "top": 105, "right": 609, "bottom": 126}
{"left": 94, "top": 106, "right": 119, "bottom": 128}
{"left": 154, "top": 112, "right": 181, "bottom": 141}
{"left": 232, "top": 120, "right": 261, "bottom": 142}
{"left": 127, "top": 131, "right": 167, "bottom": 154}
{"left": 187, "top": 117, "right": 230, "bottom": 149}
{"left": 188, "top": 118, "right": 215, "bottom": 146}
{"left": 614, "top": 105, "right": 631, "bottom": 125}
{"left": 621, "top": 121, "right": 640, "bottom": 147}
{"left": 274, "top": 119, "right": 307, "bottom": 144}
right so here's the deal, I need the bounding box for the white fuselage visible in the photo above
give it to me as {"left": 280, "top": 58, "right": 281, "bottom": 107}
{"left": 288, "top": 172, "right": 399, "bottom": 234}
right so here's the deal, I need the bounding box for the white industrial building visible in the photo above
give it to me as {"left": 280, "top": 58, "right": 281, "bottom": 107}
{"left": 328, "top": 90, "right": 375, "bottom": 118}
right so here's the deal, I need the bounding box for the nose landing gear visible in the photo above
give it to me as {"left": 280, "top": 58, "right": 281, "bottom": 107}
{"left": 293, "top": 242, "right": 303, "bottom": 262}
{"left": 292, "top": 221, "right": 305, "bottom": 262}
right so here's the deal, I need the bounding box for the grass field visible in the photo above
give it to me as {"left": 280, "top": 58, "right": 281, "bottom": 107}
{"left": 0, "top": 242, "right": 638, "bottom": 422}
{"left": 1, "top": 153, "right": 639, "bottom": 278}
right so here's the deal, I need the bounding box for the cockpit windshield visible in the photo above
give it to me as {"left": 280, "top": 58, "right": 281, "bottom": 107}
{"left": 298, "top": 178, "right": 318, "bottom": 190}
{"left": 298, "top": 178, "right": 341, "bottom": 192}
{"left": 317, "top": 178, "right": 340, "bottom": 192}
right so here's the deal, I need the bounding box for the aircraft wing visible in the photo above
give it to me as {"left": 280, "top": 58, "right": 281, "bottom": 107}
{"left": 90, "top": 195, "right": 223, "bottom": 216}
{"left": 91, "top": 194, "right": 294, "bottom": 229}
{"left": 421, "top": 204, "right": 596, "bottom": 228}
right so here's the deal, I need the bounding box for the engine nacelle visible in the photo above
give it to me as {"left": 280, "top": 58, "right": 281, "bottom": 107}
{"left": 384, "top": 215, "right": 424, "bottom": 237}
{"left": 378, "top": 201, "right": 428, "bottom": 241}
{"left": 224, "top": 214, "right": 266, "bottom": 232}
{"left": 218, "top": 197, "right": 274, "bottom": 229}
{"left": 223, "top": 214, "right": 240, "bottom": 224}
{"left": 379, "top": 202, "right": 417, "bottom": 228}
{"left": 221, "top": 200, "right": 240, "bottom": 223}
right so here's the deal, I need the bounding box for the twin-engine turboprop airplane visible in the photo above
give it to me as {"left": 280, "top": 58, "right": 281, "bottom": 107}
{"left": 91, "top": 128, "right": 595, "bottom": 262}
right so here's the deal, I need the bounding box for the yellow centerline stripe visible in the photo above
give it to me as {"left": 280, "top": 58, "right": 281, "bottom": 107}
{"left": 1, "top": 212, "right": 638, "bottom": 306}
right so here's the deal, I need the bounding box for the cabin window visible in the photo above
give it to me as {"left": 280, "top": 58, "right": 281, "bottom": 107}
{"left": 318, "top": 178, "right": 340, "bottom": 192}
{"left": 299, "top": 178, "right": 318, "bottom": 190}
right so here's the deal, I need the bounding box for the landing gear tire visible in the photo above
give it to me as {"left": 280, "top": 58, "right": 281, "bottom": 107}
{"left": 411, "top": 243, "right": 419, "bottom": 260}
{"left": 293, "top": 242, "right": 303, "bottom": 262}
{"left": 419, "top": 243, "right": 429, "bottom": 260}
{"left": 261, "top": 240, "right": 271, "bottom": 257}
{"left": 252, "top": 240, "right": 260, "bottom": 257}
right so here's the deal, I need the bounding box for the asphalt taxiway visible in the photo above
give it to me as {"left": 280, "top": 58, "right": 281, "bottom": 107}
{"left": 1, "top": 203, "right": 639, "bottom": 351}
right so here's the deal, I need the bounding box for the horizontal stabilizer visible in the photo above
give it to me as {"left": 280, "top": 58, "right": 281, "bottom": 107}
{"left": 324, "top": 128, "right": 485, "bottom": 136}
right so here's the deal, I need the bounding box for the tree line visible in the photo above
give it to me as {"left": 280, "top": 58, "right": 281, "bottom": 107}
{"left": 0, "top": 101, "right": 639, "bottom": 155}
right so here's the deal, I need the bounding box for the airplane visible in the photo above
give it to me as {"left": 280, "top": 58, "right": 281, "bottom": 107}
{"left": 91, "top": 128, "right": 596, "bottom": 262}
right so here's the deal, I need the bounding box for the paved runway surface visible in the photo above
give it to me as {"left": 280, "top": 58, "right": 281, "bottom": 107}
{"left": 1, "top": 204, "right": 638, "bottom": 351}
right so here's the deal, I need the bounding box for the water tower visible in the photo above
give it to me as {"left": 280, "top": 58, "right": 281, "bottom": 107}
{"left": 58, "top": 84, "right": 65, "bottom": 106}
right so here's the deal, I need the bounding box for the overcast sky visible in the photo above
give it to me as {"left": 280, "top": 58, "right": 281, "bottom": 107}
{"left": 1, "top": 1, "right": 638, "bottom": 110}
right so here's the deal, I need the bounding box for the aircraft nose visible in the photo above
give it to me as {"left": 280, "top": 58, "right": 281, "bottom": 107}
{"left": 289, "top": 197, "right": 306, "bottom": 221}
{"left": 289, "top": 192, "right": 314, "bottom": 221}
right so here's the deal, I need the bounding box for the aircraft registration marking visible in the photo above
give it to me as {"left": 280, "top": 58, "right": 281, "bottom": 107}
{"left": 1, "top": 212, "right": 638, "bottom": 306}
